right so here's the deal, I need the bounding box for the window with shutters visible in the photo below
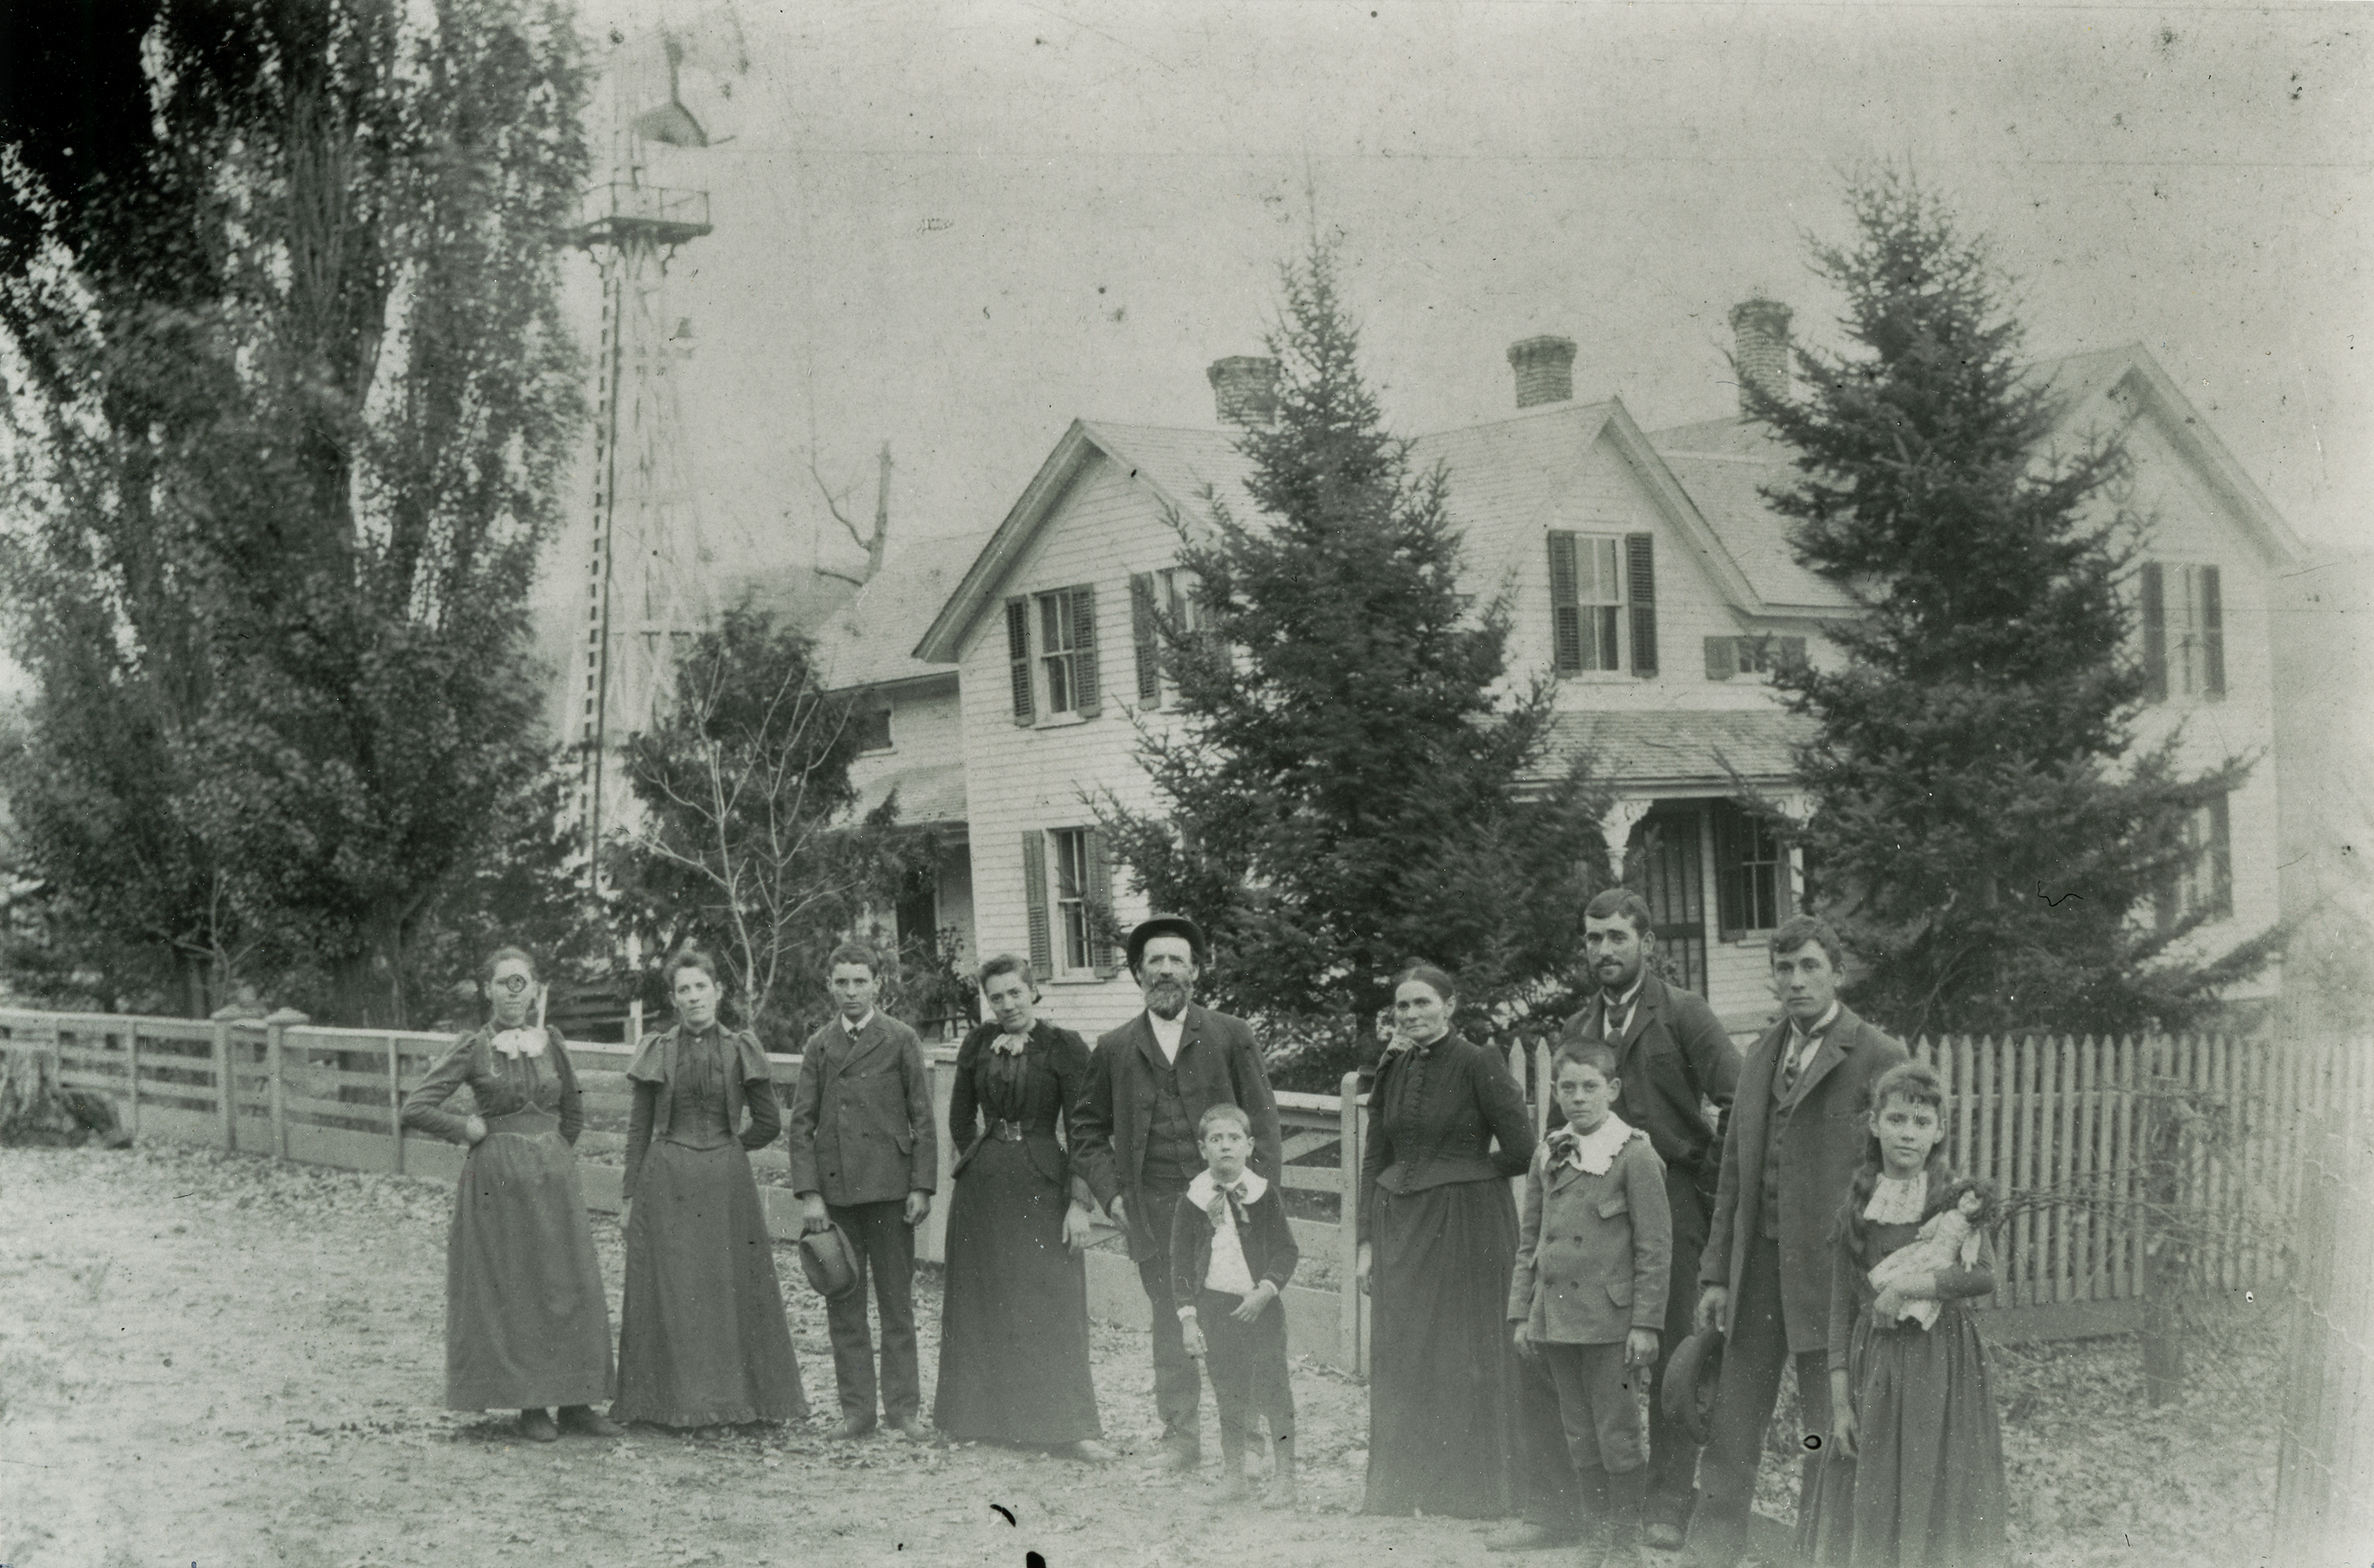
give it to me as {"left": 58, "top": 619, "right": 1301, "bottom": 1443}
{"left": 1025, "top": 826, "right": 1118, "bottom": 979}
{"left": 2158, "top": 793, "right": 2233, "bottom": 929}
{"left": 1703, "top": 634, "right": 1808, "bottom": 682}
{"left": 1129, "top": 567, "right": 1198, "bottom": 708}
{"left": 1548, "top": 531, "right": 1658, "bottom": 676}
{"left": 1052, "top": 828, "right": 1094, "bottom": 972}
{"left": 1713, "top": 800, "right": 1790, "bottom": 937}
{"left": 1004, "top": 585, "right": 1102, "bottom": 724}
{"left": 2139, "top": 560, "right": 2225, "bottom": 704}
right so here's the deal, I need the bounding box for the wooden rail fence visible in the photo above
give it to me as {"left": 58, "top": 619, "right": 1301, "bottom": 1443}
{"left": 5, "top": 1009, "right": 2363, "bottom": 1375}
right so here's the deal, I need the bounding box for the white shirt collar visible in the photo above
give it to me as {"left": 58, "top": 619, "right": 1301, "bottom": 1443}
{"left": 1147, "top": 1008, "right": 1186, "bottom": 1059}
{"left": 1864, "top": 1170, "right": 1928, "bottom": 1224}
{"left": 1788, "top": 1002, "right": 1840, "bottom": 1048}
{"left": 1185, "top": 1167, "right": 1267, "bottom": 1206}
{"left": 842, "top": 1009, "right": 876, "bottom": 1037}
{"left": 1549, "top": 1111, "right": 1635, "bottom": 1176}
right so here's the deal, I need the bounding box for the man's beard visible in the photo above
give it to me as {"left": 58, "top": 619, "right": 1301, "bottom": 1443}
{"left": 1147, "top": 979, "right": 1189, "bottom": 1019}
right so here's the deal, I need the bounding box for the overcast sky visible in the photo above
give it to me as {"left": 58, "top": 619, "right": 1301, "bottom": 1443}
{"left": 557, "top": 0, "right": 2370, "bottom": 601}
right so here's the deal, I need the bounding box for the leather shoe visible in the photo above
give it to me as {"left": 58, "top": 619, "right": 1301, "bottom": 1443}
{"left": 1156, "top": 1437, "right": 1201, "bottom": 1471}
{"left": 1647, "top": 1519, "right": 1687, "bottom": 1551}
{"left": 516, "top": 1408, "right": 559, "bottom": 1443}
{"left": 1064, "top": 1439, "right": 1118, "bottom": 1464}
{"left": 889, "top": 1416, "right": 931, "bottom": 1442}
{"left": 828, "top": 1416, "right": 878, "bottom": 1441}
{"left": 556, "top": 1406, "right": 625, "bottom": 1437}
{"left": 1482, "top": 1520, "right": 1576, "bottom": 1552}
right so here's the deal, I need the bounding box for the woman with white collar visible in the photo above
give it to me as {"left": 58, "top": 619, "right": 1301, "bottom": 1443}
{"left": 401, "top": 945, "right": 619, "bottom": 1441}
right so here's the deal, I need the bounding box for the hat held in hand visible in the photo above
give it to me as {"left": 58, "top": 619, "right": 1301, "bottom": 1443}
{"left": 799, "top": 1222, "right": 861, "bottom": 1301}
{"left": 1663, "top": 1326, "right": 1725, "bottom": 1449}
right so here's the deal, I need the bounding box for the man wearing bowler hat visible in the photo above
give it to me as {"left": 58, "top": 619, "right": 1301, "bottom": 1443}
{"left": 1075, "top": 915, "right": 1281, "bottom": 1471}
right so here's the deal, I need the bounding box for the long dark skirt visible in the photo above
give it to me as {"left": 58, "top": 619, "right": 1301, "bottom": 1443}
{"left": 931, "top": 1140, "right": 1102, "bottom": 1445}
{"left": 1799, "top": 1301, "right": 2010, "bottom": 1567}
{"left": 613, "top": 1141, "right": 807, "bottom": 1426}
{"left": 1363, "top": 1177, "right": 1523, "bottom": 1518}
{"left": 443, "top": 1119, "right": 615, "bottom": 1411}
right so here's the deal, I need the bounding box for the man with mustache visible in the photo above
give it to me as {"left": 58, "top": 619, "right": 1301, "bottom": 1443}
{"left": 1075, "top": 915, "right": 1281, "bottom": 1471}
{"left": 1500, "top": 888, "right": 1739, "bottom": 1552}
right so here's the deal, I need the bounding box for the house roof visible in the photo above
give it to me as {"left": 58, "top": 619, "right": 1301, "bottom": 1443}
{"left": 857, "top": 760, "right": 968, "bottom": 828}
{"left": 814, "top": 541, "right": 983, "bottom": 691}
{"left": 1543, "top": 708, "right": 1813, "bottom": 788}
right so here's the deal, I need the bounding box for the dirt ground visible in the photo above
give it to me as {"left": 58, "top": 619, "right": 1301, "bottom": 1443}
{"left": 0, "top": 1143, "right": 2284, "bottom": 1568}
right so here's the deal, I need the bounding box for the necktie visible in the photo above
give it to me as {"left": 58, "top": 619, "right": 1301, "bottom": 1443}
{"left": 1549, "top": 1130, "right": 1585, "bottom": 1172}
{"left": 990, "top": 1032, "right": 1028, "bottom": 1057}
{"left": 1779, "top": 1031, "right": 1819, "bottom": 1098}
{"left": 1208, "top": 1180, "right": 1250, "bottom": 1228}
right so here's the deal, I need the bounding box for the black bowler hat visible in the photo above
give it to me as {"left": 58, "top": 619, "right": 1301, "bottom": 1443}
{"left": 1663, "top": 1326, "right": 1725, "bottom": 1448}
{"left": 798, "top": 1222, "right": 862, "bottom": 1301}
{"left": 1124, "top": 915, "right": 1208, "bottom": 975}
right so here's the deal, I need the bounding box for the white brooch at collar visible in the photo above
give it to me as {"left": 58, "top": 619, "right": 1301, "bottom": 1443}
{"left": 491, "top": 1028, "right": 546, "bottom": 1060}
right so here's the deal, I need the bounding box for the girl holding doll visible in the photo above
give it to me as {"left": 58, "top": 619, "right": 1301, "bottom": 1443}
{"left": 1801, "top": 1060, "right": 2010, "bottom": 1568}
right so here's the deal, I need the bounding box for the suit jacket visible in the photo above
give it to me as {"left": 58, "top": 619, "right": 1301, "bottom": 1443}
{"left": 1169, "top": 1168, "right": 1299, "bottom": 1309}
{"left": 1357, "top": 1031, "right": 1535, "bottom": 1242}
{"left": 787, "top": 1012, "right": 939, "bottom": 1206}
{"left": 1698, "top": 1002, "right": 1908, "bottom": 1352}
{"left": 1075, "top": 1004, "right": 1282, "bottom": 1262}
{"left": 1554, "top": 973, "right": 1741, "bottom": 1202}
{"left": 946, "top": 1017, "right": 1093, "bottom": 1199}
{"left": 1509, "top": 1126, "right": 1673, "bottom": 1344}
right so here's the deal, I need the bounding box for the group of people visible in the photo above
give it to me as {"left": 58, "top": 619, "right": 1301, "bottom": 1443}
{"left": 401, "top": 896, "right": 2011, "bottom": 1567}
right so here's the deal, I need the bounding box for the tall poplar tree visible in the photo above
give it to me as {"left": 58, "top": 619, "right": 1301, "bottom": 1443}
{"left": 0, "top": 0, "right": 590, "bottom": 1022}
{"left": 1751, "top": 169, "right": 2271, "bottom": 1036}
{"left": 1101, "top": 241, "right": 1606, "bottom": 1080}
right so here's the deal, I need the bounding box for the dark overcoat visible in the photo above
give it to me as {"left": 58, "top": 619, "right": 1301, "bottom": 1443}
{"left": 787, "top": 1013, "right": 939, "bottom": 1206}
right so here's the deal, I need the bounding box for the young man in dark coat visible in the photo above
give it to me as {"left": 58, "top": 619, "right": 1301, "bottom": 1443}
{"left": 1074, "top": 915, "right": 1282, "bottom": 1471}
{"left": 1683, "top": 915, "right": 1908, "bottom": 1568}
{"left": 787, "top": 942, "right": 939, "bottom": 1442}
{"left": 1496, "top": 888, "right": 1741, "bottom": 1553}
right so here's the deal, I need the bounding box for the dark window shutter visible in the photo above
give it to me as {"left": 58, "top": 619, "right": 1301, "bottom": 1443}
{"left": 1626, "top": 533, "right": 1658, "bottom": 676}
{"left": 1021, "top": 831, "right": 1052, "bottom": 975}
{"left": 1712, "top": 802, "right": 1744, "bottom": 941}
{"left": 2140, "top": 562, "right": 2167, "bottom": 703}
{"left": 1006, "top": 598, "right": 1034, "bottom": 724}
{"left": 2209, "top": 793, "right": 2233, "bottom": 918}
{"left": 2200, "top": 565, "right": 2225, "bottom": 699}
{"left": 1071, "top": 586, "right": 1101, "bottom": 717}
{"left": 1547, "top": 532, "right": 1581, "bottom": 673}
{"left": 1704, "top": 636, "right": 1738, "bottom": 680}
{"left": 1130, "top": 574, "right": 1161, "bottom": 706}
{"left": 1087, "top": 828, "right": 1119, "bottom": 978}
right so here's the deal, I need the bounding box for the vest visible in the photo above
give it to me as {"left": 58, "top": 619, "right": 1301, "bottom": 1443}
{"left": 1759, "top": 1032, "right": 1818, "bottom": 1239}
{"left": 1143, "top": 1051, "right": 1201, "bottom": 1187}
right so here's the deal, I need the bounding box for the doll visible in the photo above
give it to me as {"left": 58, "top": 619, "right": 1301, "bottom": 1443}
{"left": 1868, "top": 1179, "right": 1997, "bottom": 1330}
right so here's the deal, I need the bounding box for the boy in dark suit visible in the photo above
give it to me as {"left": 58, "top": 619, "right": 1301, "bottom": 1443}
{"left": 1684, "top": 916, "right": 1907, "bottom": 1568}
{"left": 1510, "top": 1042, "right": 1672, "bottom": 1568}
{"left": 1075, "top": 915, "right": 1281, "bottom": 1471}
{"left": 787, "top": 941, "right": 939, "bottom": 1441}
{"left": 1172, "top": 1102, "right": 1299, "bottom": 1505}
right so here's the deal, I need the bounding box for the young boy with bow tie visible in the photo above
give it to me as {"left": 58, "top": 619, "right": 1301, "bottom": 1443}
{"left": 1510, "top": 1042, "right": 1673, "bottom": 1567}
{"left": 1171, "top": 1101, "right": 1299, "bottom": 1504}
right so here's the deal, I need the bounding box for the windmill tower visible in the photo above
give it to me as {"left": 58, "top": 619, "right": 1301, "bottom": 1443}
{"left": 571, "top": 17, "right": 745, "bottom": 896}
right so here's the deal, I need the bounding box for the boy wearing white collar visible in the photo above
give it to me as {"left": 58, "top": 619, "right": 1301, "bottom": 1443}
{"left": 1508, "top": 1043, "right": 1673, "bottom": 1568}
{"left": 1170, "top": 1103, "right": 1299, "bottom": 1505}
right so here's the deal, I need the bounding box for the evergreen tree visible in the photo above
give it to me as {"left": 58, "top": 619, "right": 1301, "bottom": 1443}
{"left": 1750, "top": 169, "right": 2270, "bottom": 1036}
{"left": 1101, "top": 241, "right": 1606, "bottom": 1081}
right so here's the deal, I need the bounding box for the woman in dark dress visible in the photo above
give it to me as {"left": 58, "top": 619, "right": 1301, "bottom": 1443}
{"left": 402, "top": 945, "right": 620, "bottom": 1441}
{"left": 1356, "top": 961, "right": 1538, "bottom": 1518}
{"left": 612, "top": 947, "right": 806, "bottom": 1428}
{"left": 931, "top": 954, "right": 1113, "bottom": 1460}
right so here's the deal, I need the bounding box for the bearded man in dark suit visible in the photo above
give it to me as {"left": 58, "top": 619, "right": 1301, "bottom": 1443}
{"left": 1684, "top": 915, "right": 1907, "bottom": 1568}
{"left": 1074, "top": 915, "right": 1281, "bottom": 1471}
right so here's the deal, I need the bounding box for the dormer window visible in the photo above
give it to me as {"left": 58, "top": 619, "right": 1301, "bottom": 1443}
{"left": 2140, "top": 561, "right": 2224, "bottom": 703}
{"left": 1549, "top": 531, "right": 1658, "bottom": 676}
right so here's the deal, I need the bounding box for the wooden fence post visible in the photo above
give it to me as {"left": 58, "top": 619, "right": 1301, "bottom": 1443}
{"left": 1338, "top": 1070, "right": 1365, "bottom": 1381}
{"left": 208, "top": 1009, "right": 237, "bottom": 1150}
{"left": 386, "top": 1034, "right": 405, "bottom": 1175}
{"left": 126, "top": 1024, "right": 142, "bottom": 1138}
{"left": 263, "top": 1008, "right": 308, "bottom": 1162}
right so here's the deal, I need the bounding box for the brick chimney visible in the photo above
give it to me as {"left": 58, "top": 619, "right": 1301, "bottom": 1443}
{"left": 1207, "top": 356, "right": 1280, "bottom": 426}
{"left": 1507, "top": 335, "right": 1577, "bottom": 409}
{"left": 1730, "top": 297, "right": 1793, "bottom": 415}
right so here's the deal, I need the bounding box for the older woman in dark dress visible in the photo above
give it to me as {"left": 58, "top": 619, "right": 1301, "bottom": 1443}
{"left": 931, "top": 954, "right": 1113, "bottom": 1460}
{"left": 612, "top": 947, "right": 806, "bottom": 1427}
{"left": 1356, "top": 961, "right": 1538, "bottom": 1519}
{"left": 402, "top": 945, "right": 620, "bottom": 1441}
